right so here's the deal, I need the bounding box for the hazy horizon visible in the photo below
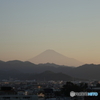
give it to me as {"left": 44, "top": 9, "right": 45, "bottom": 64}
{"left": 0, "top": 0, "right": 100, "bottom": 64}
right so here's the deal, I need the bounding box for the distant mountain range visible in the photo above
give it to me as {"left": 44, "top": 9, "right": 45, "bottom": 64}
{"left": 0, "top": 60, "right": 100, "bottom": 80}
{"left": 27, "top": 71, "right": 73, "bottom": 81}
{"left": 28, "top": 49, "right": 84, "bottom": 67}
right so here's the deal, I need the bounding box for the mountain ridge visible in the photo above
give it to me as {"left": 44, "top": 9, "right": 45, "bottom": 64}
{"left": 0, "top": 60, "right": 100, "bottom": 80}
{"left": 28, "top": 49, "right": 84, "bottom": 67}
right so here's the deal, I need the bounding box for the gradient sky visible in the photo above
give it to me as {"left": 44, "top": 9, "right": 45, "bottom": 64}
{"left": 0, "top": 0, "right": 100, "bottom": 64}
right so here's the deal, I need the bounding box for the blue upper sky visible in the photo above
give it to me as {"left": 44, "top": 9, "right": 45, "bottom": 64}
{"left": 0, "top": 0, "right": 100, "bottom": 64}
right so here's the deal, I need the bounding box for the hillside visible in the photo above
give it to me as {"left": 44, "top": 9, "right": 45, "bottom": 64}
{"left": 0, "top": 60, "right": 100, "bottom": 80}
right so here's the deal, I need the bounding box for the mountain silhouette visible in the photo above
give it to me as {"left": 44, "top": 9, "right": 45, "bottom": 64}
{"left": 0, "top": 60, "right": 100, "bottom": 80}
{"left": 28, "top": 49, "right": 84, "bottom": 67}
{"left": 28, "top": 71, "right": 73, "bottom": 81}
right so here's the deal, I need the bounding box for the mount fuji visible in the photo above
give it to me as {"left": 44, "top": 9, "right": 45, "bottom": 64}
{"left": 28, "top": 49, "right": 84, "bottom": 67}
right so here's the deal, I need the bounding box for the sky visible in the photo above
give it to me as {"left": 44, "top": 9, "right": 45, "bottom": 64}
{"left": 0, "top": 0, "right": 100, "bottom": 64}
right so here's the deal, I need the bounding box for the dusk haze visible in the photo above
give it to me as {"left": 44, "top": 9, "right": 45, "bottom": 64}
{"left": 1, "top": 1, "right": 100, "bottom": 99}
{"left": 0, "top": 0, "right": 100, "bottom": 64}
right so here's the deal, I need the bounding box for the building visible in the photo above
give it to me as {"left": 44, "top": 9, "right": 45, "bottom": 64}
{"left": 0, "top": 95, "right": 38, "bottom": 100}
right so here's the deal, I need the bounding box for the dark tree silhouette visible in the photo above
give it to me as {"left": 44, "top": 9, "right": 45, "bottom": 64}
{"left": 61, "top": 82, "right": 87, "bottom": 97}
